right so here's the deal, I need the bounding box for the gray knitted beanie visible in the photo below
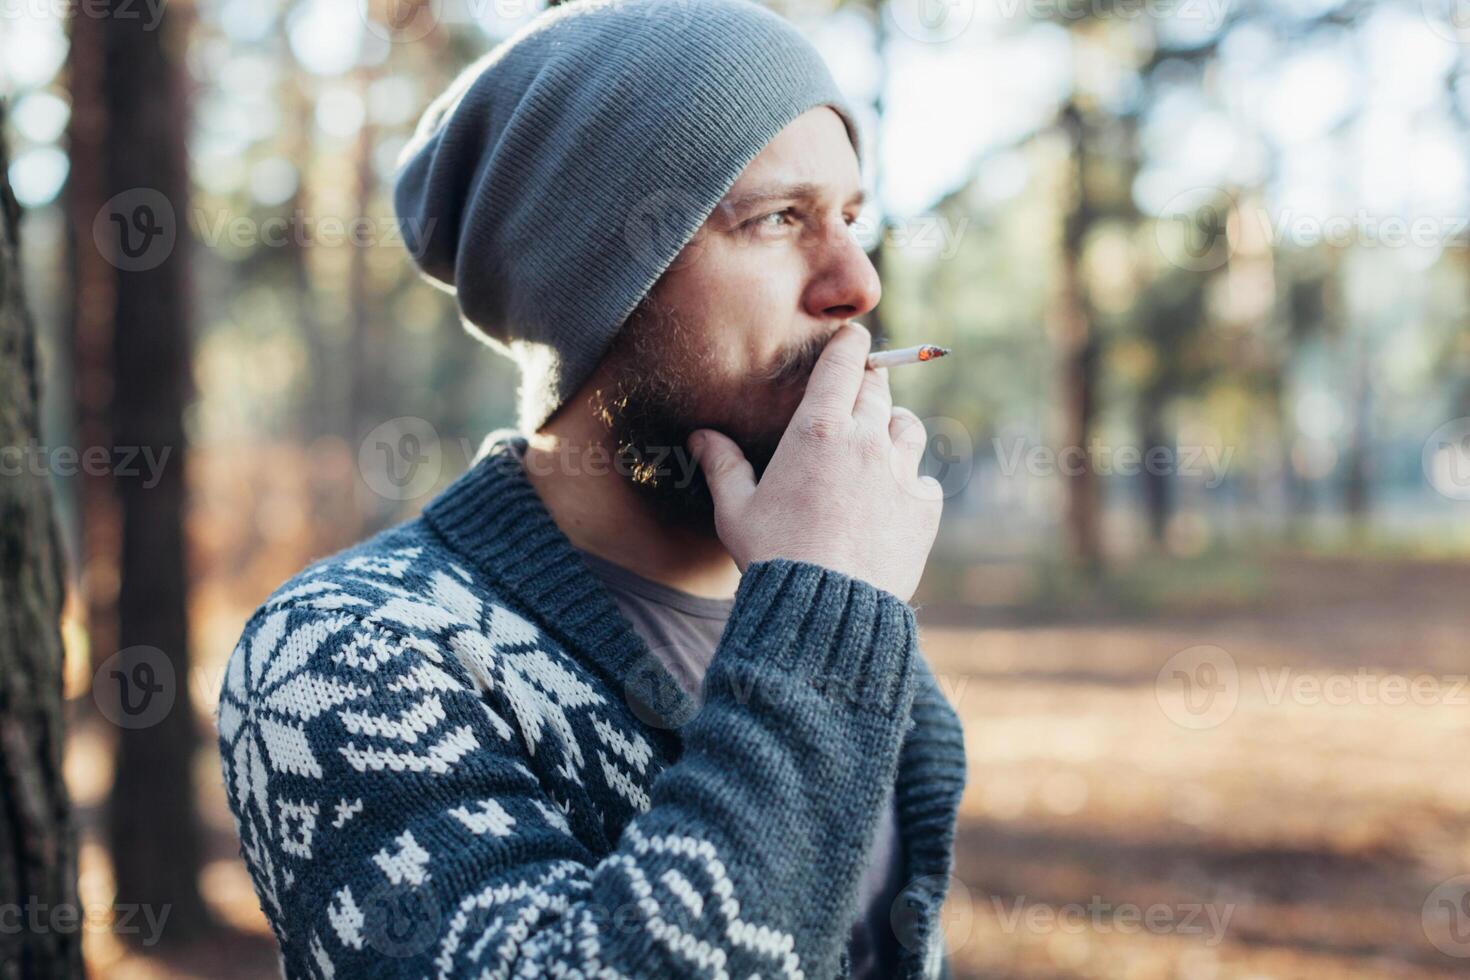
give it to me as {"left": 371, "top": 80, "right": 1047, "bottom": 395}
{"left": 392, "top": 0, "right": 862, "bottom": 433}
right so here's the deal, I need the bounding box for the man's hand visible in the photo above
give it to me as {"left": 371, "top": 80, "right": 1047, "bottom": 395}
{"left": 688, "top": 322, "right": 943, "bottom": 603}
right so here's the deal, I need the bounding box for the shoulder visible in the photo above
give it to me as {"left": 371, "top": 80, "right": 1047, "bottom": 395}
{"left": 218, "top": 516, "right": 559, "bottom": 735}
{"left": 238, "top": 516, "right": 544, "bottom": 643}
{"left": 250, "top": 519, "right": 471, "bottom": 618}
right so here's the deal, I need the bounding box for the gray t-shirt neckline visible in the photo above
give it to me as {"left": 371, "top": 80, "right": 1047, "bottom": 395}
{"left": 573, "top": 547, "right": 736, "bottom": 620}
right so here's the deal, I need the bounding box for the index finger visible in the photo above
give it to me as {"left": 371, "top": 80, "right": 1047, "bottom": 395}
{"left": 796, "top": 321, "right": 872, "bottom": 422}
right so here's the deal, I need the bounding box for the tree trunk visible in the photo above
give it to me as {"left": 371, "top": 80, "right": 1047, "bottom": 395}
{"left": 348, "top": 65, "right": 384, "bottom": 444}
{"left": 1342, "top": 334, "right": 1372, "bottom": 535}
{"left": 1055, "top": 102, "right": 1103, "bottom": 573}
{"left": 1140, "top": 405, "right": 1172, "bottom": 547}
{"left": 89, "top": 0, "right": 211, "bottom": 941}
{"left": 0, "top": 99, "right": 85, "bottom": 980}
{"left": 65, "top": 0, "right": 121, "bottom": 680}
{"left": 276, "top": 37, "right": 329, "bottom": 441}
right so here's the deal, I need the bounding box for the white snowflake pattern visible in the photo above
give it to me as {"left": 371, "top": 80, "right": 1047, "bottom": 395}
{"left": 217, "top": 610, "right": 371, "bottom": 841}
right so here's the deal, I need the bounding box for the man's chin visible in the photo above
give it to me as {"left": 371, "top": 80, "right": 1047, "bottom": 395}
{"left": 612, "top": 426, "right": 782, "bottom": 541}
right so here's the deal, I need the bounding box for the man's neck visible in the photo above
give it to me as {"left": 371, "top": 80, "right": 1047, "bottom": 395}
{"left": 518, "top": 428, "right": 742, "bottom": 601}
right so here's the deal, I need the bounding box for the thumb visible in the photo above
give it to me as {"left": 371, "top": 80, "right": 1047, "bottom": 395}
{"left": 688, "top": 429, "right": 755, "bottom": 511}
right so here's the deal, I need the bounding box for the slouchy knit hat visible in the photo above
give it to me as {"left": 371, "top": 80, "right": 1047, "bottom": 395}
{"left": 392, "top": 0, "right": 862, "bottom": 433}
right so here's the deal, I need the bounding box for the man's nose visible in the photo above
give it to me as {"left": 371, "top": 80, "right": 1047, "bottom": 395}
{"left": 802, "top": 218, "right": 881, "bottom": 323}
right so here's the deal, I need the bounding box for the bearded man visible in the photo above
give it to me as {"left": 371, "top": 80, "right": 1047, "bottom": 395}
{"left": 217, "top": 2, "right": 967, "bottom": 976}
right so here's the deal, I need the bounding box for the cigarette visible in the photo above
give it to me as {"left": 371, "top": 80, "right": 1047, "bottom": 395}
{"left": 866, "top": 344, "right": 951, "bottom": 370}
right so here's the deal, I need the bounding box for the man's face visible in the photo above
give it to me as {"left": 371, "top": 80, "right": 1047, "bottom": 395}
{"left": 591, "top": 106, "right": 882, "bottom": 538}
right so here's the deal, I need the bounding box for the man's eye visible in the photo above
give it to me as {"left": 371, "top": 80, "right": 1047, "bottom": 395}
{"left": 751, "top": 209, "right": 794, "bottom": 229}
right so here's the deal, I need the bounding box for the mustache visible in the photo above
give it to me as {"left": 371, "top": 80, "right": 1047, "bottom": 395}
{"left": 751, "top": 330, "right": 833, "bottom": 388}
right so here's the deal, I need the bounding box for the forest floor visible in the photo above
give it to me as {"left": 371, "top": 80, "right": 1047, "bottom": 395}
{"left": 921, "top": 555, "right": 1470, "bottom": 979}
{"left": 78, "top": 553, "right": 1470, "bottom": 979}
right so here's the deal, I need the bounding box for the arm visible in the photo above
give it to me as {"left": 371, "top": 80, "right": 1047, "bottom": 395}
{"left": 218, "top": 557, "right": 918, "bottom": 979}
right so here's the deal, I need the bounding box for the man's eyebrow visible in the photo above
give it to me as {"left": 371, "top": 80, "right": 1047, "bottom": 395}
{"left": 717, "top": 181, "right": 866, "bottom": 215}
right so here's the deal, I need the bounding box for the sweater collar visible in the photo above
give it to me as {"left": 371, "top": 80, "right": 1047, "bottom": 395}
{"left": 420, "top": 428, "right": 701, "bottom": 749}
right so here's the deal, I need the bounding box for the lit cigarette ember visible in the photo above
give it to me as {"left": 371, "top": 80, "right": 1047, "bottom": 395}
{"left": 866, "top": 344, "right": 951, "bottom": 370}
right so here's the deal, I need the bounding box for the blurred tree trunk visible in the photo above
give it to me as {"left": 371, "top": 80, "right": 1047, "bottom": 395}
{"left": 88, "top": 0, "right": 211, "bottom": 941}
{"left": 1342, "top": 335, "right": 1372, "bottom": 535}
{"left": 348, "top": 65, "right": 384, "bottom": 440}
{"left": 65, "top": 0, "right": 120, "bottom": 681}
{"left": 1055, "top": 101, "right": 1103, "bottom": 573}
{"left": 348, "top": 64, "right": 390, "bottom": 530}
{"left": 277, "top": 27, "right": 330, "bottom": 441}
{"left": 1139, "top": 409, "right": 1171, "bottom": 546}
{"left": 0, "top": 100, "right": 85, "bottom": 980}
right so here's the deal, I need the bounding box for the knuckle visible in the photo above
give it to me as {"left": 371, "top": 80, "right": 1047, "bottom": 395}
{"left": 797, "top": 412, "right": 843, "bottom": 445}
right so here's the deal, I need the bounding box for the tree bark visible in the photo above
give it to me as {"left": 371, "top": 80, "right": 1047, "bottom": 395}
{"left": 0, "top": 99, "right": 85, "bottom": 980}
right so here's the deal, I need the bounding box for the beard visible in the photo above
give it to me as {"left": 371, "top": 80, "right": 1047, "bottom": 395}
{"left": 588, "top": 293, "right": 832, "bottom": 539}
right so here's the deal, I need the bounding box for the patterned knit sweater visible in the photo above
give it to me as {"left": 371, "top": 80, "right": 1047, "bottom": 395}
{"left": 216, "top": 430, "right": 968, "bottom": 979}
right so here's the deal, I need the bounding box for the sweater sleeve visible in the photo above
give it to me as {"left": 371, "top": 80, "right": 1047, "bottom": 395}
{"left": 217, "top": 557, "right": 919, "bottom": 980}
